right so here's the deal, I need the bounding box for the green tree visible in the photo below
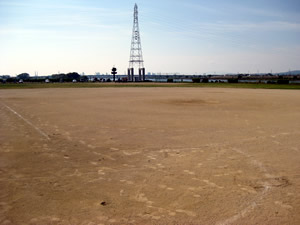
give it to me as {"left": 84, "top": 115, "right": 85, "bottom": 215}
{"left": 17, "top": 73, "right": 30, "bottom": 80}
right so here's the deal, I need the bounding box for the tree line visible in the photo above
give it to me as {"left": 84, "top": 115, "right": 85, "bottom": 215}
{"left": 1, "top": 72, "right": 89, "bottom": 83}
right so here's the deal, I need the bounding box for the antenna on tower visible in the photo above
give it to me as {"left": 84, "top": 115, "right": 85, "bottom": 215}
{"left": 128, "top": 3, "right": 145, "bottom": 82}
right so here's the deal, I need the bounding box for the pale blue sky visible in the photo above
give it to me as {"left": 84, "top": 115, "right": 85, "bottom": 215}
{"left": 0, "top": 0, "right": 299, "bottom": 75}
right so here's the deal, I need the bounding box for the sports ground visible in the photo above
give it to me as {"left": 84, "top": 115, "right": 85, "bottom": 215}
{"left": 0, "top": 86, "right": 299, "bottom": 224}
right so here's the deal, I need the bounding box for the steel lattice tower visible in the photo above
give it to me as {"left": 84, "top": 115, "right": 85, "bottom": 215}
{"left": 128, "top": 3, "right": 145, "bottom": 82}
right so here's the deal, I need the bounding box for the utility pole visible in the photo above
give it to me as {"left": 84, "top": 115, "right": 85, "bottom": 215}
{"left": 128, "top": 4, "right": 145, "bottom": 82}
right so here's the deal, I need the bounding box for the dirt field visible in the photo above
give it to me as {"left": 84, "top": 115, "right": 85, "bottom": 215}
{"left": 0, "top": 87, "right": 299, "bottom": 225}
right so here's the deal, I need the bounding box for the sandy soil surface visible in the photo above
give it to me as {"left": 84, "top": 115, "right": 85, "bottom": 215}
{"left": 0, "top": 87, "right": 299, "bottom": 225}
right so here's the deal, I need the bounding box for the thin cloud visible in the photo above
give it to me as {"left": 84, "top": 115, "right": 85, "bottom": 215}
{"left": 230, "top": 4, "right": 300, "bottom": 21}
{"left": 195, "top": 21, "right": 300, "bottom": 32}
{"left": 0, "top": 1, "right": 131, "bottom": 16}
{"left": 180, "top": 1, "right": 300, "bottom": 21}
{"left": 180, "top": 2, "right": 221, "bottom": 14}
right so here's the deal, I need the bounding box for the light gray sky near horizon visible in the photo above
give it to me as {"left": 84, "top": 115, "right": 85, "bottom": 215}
{"left": 0, "top": 0, "right": 300, "bottom": 76}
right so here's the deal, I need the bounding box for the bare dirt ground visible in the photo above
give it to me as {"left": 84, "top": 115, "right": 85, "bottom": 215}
{"left": 0, "top": 87, "right": 299, "bottom": 225}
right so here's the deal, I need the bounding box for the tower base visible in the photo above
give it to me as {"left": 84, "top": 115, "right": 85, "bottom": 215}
{"left": 128, "top": 68, "right": 145, "bottom": 82}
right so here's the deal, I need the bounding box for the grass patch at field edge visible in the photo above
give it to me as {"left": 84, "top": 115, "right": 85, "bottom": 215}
{"left": 0, "top": 82, "right": 300, "bottom": 90}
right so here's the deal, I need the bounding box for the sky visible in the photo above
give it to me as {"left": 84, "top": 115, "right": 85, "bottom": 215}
{"left": 0, "top": 0, "right": 300, "bottom": 76}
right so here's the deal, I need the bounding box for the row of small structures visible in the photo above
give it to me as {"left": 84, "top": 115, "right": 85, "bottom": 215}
{"left": 1, "top": 74, "right": 300, "bottom": 84}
